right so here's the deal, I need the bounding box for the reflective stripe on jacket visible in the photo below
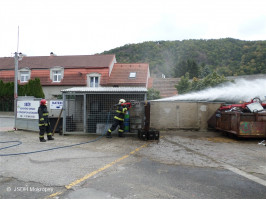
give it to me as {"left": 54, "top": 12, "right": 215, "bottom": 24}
{"left": 38, "top": 105, "right": 49, "bottom": 126}
{"left": 114, "top": 105, "right": 128, "bottom": 121}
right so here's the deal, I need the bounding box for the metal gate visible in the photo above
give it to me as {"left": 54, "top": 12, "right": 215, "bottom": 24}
{"left": 63, "top": 94, "right": 85, "bottom": 134}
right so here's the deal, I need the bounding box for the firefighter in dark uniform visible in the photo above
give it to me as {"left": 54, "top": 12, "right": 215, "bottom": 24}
{"left": 38, "top": 99, "right": 54, "bottom": 142}
{"left": 106, "top": 99, "right": 129, "bottom": 138}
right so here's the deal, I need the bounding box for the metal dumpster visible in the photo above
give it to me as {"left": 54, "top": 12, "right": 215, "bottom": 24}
{"left": 208, "top": 98, "right": 266, "bottom": 138}
{"left": 210, "top": 112, "right": 266, "bottom": 138}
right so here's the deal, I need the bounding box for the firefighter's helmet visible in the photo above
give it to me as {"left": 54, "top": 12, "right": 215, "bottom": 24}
{"left": 40, "top": 99, "right": 47, "bottom": 105}
{"left": 119, "top": 99, "right": 126, "bottom": 104}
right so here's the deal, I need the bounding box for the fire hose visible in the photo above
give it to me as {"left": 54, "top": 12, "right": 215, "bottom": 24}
{"left": 0, "top": 100, "right": 142, "bottom": 156}
{"left": 0, "top": 108, "right": 112, "bottom": 157}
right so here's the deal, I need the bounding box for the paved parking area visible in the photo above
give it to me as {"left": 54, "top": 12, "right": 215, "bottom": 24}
{"left": 0, "top": 116, "right": 266, "bottom": 198}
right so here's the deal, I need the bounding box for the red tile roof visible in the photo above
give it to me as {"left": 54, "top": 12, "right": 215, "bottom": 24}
{"left": 151, "top": 78, "right": 180, "bottom": 98}
{"left": 147, "top": 77, "right": 154, "bottom": 89}
{"left": 0, "top": 55, "right": 150, "bottom": 88}
{"left": 0, "top": 54, "right": 115, "bottom": 70}
{"left": 0, "top": 70, "right": 14, "bottom": 82}
{"left": 103, "top": 63, "right": 149, "bottom": 87}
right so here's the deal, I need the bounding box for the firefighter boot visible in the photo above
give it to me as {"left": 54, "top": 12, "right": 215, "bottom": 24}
{"left": 47, "top": 134, "right": 54, "bottom": 140}
{"left": 40, "top": 137, "right": 46, "bottom": 142}
{"left": 106, "top": 131, "right": 112, "bottom": 138}
{"left": 118, "top": 133, "right": 125, "bottom": 138}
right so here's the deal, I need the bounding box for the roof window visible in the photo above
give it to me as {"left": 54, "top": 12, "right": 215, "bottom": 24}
{"left": 129, "top": 72, "right": 136, "bottom": 78}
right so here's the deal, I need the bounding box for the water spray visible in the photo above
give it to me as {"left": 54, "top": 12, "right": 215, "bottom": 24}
{"left": 156, "top": 78, "right": 266, "bottom": 103}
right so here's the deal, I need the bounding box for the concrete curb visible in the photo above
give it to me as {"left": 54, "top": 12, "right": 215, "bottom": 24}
{"left": 0, "top": 115, "right": 14, "bottom": 118}
{"left": 0, "top": 112, "right": 15, "bottom": 118}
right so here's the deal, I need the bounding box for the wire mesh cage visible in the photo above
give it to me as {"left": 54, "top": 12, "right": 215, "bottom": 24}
{"left": 62, "top": 88, "right": 147, "bottom": 135}
{"left": 86, "top": 93, "right": 145, "bottom": 134}
{"left": 65, "top": 94, "right": 84, "bottom": 133}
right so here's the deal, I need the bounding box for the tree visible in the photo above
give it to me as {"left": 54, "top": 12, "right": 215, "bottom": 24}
{"left": 147, "top": 88, "right": 161, "bottom": 100}
{"left": 199, "top": 64, "right": 211, "bottom": 78}
{"left": 191, "top": 77, "right": 201, "bottom": 91}
{"left": 175, "top": 72, "right": 191, "bottom": 94}
{"left": 175, "top": 72, "right": 230, "bottom": 95}
{"left": 174, "top": 59, "right": 199, "bottom": 79}
{"left": 187, "top": 59, "right": 199, "bottom": 79}
{"left": 0, "top": 80, "right": 4, "bottom": 97}
{"left": 103, "top": 38, "right": 266, "bottom": 78}
{"left": 0, "top": 78, "right": 45, "bottom": 111}
{"left": 30, "top": 78, "right": 45, "bottom": 98}
{"left": 0, "top": 81, "right": 14, "bottom": 111}
{"left": 201, "top": 72, "right": 228, "bottom": 89}
{"left": 174, "top": 60, "right": 187, "bottom": 78}
{"left": 18, "top": 78, "right": 45, "bottom": 98}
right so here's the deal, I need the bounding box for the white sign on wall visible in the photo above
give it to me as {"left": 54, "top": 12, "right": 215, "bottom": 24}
{"left": 50, "top": 100, "right": 63, "bottom": 110}
{"left": 17, "top": 101, "right": 39, "bottom": 119}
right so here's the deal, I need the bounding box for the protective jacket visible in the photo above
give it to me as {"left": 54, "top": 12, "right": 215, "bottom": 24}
{"left": 114, "top": 104, "right": 128, "bottom": 121}
{"left": 38, "top": 105, "right": 50, "bottom": 126}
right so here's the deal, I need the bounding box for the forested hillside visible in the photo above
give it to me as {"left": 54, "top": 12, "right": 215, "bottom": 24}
{"left": 102, "top": 38, "right": 266, "bottom": 78}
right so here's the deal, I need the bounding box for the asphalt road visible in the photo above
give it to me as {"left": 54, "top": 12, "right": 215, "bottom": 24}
{"left": 0, "top": 116, "right": 266, "bottom": 199}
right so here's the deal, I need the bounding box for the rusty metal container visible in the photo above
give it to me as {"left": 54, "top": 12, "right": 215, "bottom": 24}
{"left": 209, "top": 111, "right": 266, "bottom": 138}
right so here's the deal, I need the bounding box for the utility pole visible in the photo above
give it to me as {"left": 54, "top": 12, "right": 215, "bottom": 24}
{"left": 14, "top": 26, "right": 19, "bottom": 130}
{"left": 14, "top": 51, "right": 18, "bottom": 130}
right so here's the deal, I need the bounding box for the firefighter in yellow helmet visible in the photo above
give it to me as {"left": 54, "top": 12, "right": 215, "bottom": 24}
{"left": 38, "top": 99, "right": 54, "bottom": 142}
{"left": 106, "top": 99, "right": 129, "bottom": 138}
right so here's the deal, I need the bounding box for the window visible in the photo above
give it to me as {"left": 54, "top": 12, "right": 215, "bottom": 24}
{"left": 50, "top": 67, "right": 64, "bottom": 83}
{"left": 53, "top": 70, "right": 62, "bottom": 82}
{"left": 129, "top": 72, "right": 136, "bottom": 78}
{"left": 87, "top": 73, "right": 101, "bottom": 88}
{"left": 90, "top": 77, "right": 99, "bottom": 87}
{"left": 20, "top": 71, "right": 30, "bottom": 82}
{"left": 19, "top": 68, "right": 31, "bottom": 83}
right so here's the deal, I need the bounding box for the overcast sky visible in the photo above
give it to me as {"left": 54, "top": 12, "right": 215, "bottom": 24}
{"left": 0, "top": 0, "right": 266, "bottom": 57}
